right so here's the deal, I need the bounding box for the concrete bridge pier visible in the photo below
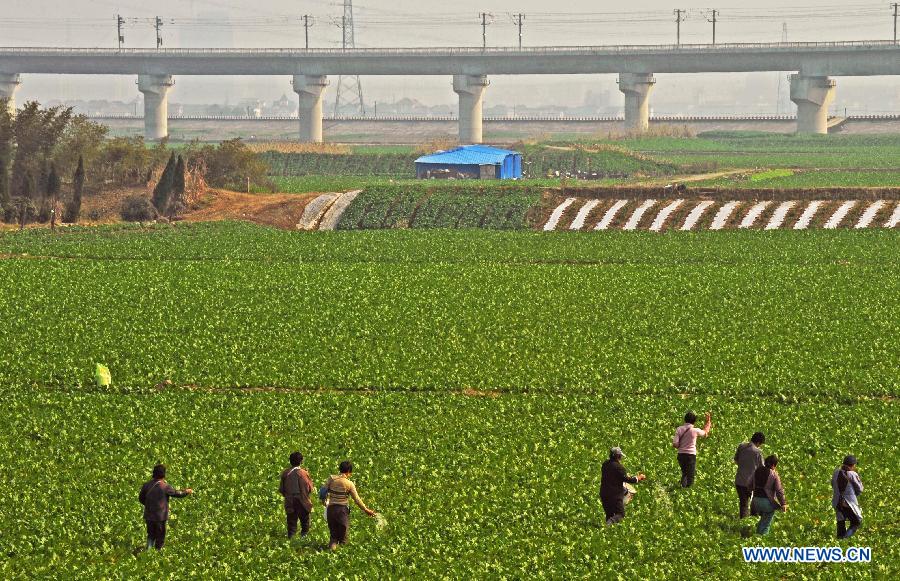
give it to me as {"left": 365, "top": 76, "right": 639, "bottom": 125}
{"left": 618, "top": 73, "right": 656, "bottom": 133}
{"left": 453, "top": 74, "right": 489, "bottom": 144}
{"left": 790, "top": 75, "right": 836, "bottom": 134}
{"left": 0, "top": 73, "right": 21, "bottom": 114}
{"left": 293, "top": 75, "right": 329, "bottom": 143}
{"left": 137, "top": 74, "right": 174, "bottom": 140}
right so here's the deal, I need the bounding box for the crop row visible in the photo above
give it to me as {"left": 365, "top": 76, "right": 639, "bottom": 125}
{"left": 0, "top": 225, "right": 897, "bottom": 397}
{"left": 3, "top": 388, "right": 896, "bottom": 578}
{"left": 260, "top": 146, "right": 679, "bottom": 180}
{"left": 260, "top": 151, "right": 416, "bottom": 177}
{"left": 336, "top": 185, "right": 543, "bottom": 230}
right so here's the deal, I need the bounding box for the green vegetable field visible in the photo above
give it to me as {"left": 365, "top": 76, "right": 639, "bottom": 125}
{"left": 1, "top": 224, "right": 898, "bottom": 578}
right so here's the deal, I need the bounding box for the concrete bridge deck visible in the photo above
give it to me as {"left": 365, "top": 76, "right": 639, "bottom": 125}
{"left": 1, "top": 41, "right": 898, "bottom": 141}
{"left": 1, "top": 41, "right": 899, "bottom": 76}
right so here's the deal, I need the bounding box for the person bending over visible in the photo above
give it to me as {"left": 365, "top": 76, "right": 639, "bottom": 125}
{"left": 321, "top": 460, "right": 377, "bottom": 551}
{"left": 599, "top": 447, "right": 646, "bottom": 524}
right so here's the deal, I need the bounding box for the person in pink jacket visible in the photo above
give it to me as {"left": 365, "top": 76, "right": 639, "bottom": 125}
{"left": 671, "top": 410, "right": 712, "bottom": 487}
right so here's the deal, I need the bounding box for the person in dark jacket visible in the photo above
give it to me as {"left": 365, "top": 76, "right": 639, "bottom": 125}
{"left": 734, "top": 432, "right": 765, "bottom": 519}
{"left": 279, "top": 451, "right": 315, "bottom": 538}
{"left": 599, "top": 447, "right": 646, "bottom": 524}
{"left": 751, "top": 455, "right": 787, "bottom": 535}
{"left": 138, "top": 464, "right": 193, "bottom": 550}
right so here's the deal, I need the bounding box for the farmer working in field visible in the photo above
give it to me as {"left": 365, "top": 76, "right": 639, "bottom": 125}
{"left": 138, "top": 464, "right": 193, "bottom": 551}
{"left": 751, "top": 454, "right": 787, "bottom": 535}
{"left": 672, "top": 410, "right": 712, "bottom": 488}
{"left": 734, "top": 432, "right": 765, "bottom": 519}
{"left": 320, "top": 460, "right": 378, "bottom": 551}
{"left": 279, "top": 451, "right": 315, "bottom": 539}
{"left": 832, "top": 455, "right": 863, "bottom": 539}
{"left": 599, "top": 447, "right": 646, "bottom": 524}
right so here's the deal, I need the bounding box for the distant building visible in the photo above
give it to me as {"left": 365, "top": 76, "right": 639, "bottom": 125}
{"left": 415, "top": 145, "right": 522, "bottom": 180}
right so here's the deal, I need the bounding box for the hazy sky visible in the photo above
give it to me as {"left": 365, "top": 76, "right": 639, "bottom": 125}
{"left": 4, "top": 1, "right": 898, "bottom": 111}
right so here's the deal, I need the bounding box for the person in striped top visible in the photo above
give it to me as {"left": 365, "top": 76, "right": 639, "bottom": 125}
{"left": 321, "top": 460, "right": 377, "bottom": 551}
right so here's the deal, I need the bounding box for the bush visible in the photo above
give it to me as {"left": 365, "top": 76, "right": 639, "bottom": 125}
{"left": 3, "top": 197, "right": 37, "bottom": 224}
{"left": 193, "top": 139, "right": 271, "bottom": 190}
{"left": 120, "top": 195, "right": 157, "bottom": 222}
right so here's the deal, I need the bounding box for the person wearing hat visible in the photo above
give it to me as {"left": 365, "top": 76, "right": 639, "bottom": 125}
{"left": 599, "top": 447, "right": 646, "bottom": 525}
{"left": 832, "top": 455, "right": 863, "bottom": 538}
{"left": 138, "top": 464, "right": 193, "bottom": 551}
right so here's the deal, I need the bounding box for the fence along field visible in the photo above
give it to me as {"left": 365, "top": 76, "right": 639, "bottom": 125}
{"left": 1, "top": 224, "right": 898, "bottom": 578}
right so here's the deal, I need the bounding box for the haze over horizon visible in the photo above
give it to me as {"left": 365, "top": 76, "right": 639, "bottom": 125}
{"left": 3, "top": 0, "right": 898, "bottom": 113}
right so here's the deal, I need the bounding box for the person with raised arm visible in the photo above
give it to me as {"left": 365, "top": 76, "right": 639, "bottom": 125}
{"left": 320, "top": 460, "right": 377, "bottom": 551}
{"left": 599, "top": 447, "right": 646, "bottom": 524}
{"left": 671, "top": 410, "right": 711, "bottom": 488}
{"left": 138, "top": 464, "right": 193, "bottom": 551}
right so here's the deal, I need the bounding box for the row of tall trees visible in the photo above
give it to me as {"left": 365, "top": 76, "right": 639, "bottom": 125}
{"left": 0, "top": 100, "right": 100, "bottom": 226}
{"left": 2, "top": 100, "right": 274, "bottom": 227}
{"left": 1, "top": 100, "right": 180, "bottom": 226}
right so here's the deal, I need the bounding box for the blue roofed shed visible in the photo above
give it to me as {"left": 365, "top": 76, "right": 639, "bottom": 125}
{"left": 415, "top": 145, "right": 522, "bottom": 180}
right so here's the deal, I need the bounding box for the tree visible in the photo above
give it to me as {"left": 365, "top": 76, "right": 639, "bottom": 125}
{"left": 64, "top": 156, "right": 84, "bottom": 223}
{"left": 36, "top": 163, "right": 51, "bottom": 223}
{"left": 16, "top": 170, "right": 35, "bottom": 228}
{"left": 193, "top": 138, "right": 271, "bottom": 190}
{"left": 0, "top": 101, "right": 11, "bottom": 209}
{"left": 167, "top": 155, "right": 186, "bottom": 218}
{"left": 0, "top": 152, "right": 8, "bottom": 211}
{"left": 10, "top": 102, "right": 72, "bottom": 199}
{"left": 53, "top": 115, "right": 108, "bottom": 179}
{"left": 46, "top": 163, "right": 61, "bottom": 229}
{"left": 152, "top": 152, "right": 176, "bottom": 216}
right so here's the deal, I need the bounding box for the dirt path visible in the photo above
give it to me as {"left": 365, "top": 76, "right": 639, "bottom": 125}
{"left": 641, "top": 169, "right": 750, "bottom": 186}
{"left": 184, "top": 190, "right": 319, "bottom": 230}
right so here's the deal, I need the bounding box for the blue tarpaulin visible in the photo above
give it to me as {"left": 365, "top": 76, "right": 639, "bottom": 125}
{"left": 415, "top": 145, "right": 522, "bottom": 180}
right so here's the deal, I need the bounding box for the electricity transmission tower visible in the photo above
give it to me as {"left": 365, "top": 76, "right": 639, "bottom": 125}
{"left": 333, "top": 0, "right": 365, "bottom": 116}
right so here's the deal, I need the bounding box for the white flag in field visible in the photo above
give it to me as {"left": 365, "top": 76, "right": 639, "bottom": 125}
{"left": 374, "top": 513, "right": 388, "bottom": 531}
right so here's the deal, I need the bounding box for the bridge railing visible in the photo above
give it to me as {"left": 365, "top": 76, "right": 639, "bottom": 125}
{"left": 1, "top": 40, "right": 898, "bottom": 57}
{"left": 85, "top": 114, "right": 900, "bottom": 122}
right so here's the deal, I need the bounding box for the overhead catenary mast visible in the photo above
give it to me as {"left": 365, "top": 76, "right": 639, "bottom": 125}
{"left": 776, "top": 23, "right": 788, "bottom": 115}
{"left": 333, "top": 0, "right": 365, "bottom": 116}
